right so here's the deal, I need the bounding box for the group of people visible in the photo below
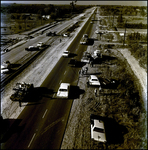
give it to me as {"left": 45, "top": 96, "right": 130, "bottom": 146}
{"left": 79, "top": 67, "right": 88, "bottom": 75}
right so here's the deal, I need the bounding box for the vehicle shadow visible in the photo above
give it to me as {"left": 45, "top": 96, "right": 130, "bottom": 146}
{"left": 10, "top": 64, "right": 21, "bottom": 68}
{"left": 90, "top": 114, "right": 128, "bottom": 144}
{"left": 0, "top": 118, "right": 23, "bottom": 143}
{"left": 68, "top": 53, "right": 77, "bottom": 58}
{"left": 85, "top": 39, "right": 94, "bottom": 45}
{"left": 70, "top": 61, "right": 86, "bottom": 68}
{"left": 69, "top": 85, "right": 85, "bottom": 99}
{"left": 11, "top": 87, "right": 54, "bottom": 104}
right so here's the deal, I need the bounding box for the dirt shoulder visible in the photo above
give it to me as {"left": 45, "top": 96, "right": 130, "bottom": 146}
{"left": 61, "top": 28, "right": 147, "bottom": 149}
{"left": 119, "top": 48, "right": 147, "bottom": 110}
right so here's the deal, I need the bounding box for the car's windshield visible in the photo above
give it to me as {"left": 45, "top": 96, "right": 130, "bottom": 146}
{"left": 92, "top": 79, "right": 98, "bottom": 81}
{"left": 94, "top": 127, "right": 104, "bottom": 133}
{"left": 59, "top": 89, "right": 67, "bottom": 92}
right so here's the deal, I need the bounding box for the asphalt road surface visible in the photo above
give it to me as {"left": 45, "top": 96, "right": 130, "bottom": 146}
{"left": 1, "top": 10, "right": 96, "bottom": 149}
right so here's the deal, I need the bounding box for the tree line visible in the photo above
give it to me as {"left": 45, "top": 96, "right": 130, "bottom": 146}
{"left": 1, "top": 3, "right": 92, "bottom": 19}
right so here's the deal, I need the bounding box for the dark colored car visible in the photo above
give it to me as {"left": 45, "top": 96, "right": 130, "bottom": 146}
{"left": 68, "top": 59, "right": 77, "bottom": 66}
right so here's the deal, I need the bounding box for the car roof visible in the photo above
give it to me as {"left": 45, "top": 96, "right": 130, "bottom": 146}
{"left": 90, "top": 75, "right": 98, "bottom": 79}
{"left": 60, "top": 83, "right": 70, "bottom": 89}
{"left": 94, "top": 119, "right": 104, "bottom": 129}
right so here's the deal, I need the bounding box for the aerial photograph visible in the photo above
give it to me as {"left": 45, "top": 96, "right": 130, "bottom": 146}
{"left": 1, "top": 0, "right": 147, "bottom": 149}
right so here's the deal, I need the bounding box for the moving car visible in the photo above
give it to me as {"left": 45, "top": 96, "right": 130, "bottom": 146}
{"left": 63, "top": 33, "right": 70, "bottom": 37}
{"left": 68, "top": 59, "right": 77, "bottom": 66}
{"left": 1, "top": 61, "right": 11, "bottom": 73}
{"left": 83, "top": 34, "right": 88, "bottom": 38}
{"left": 1, "top": 67, "right": 9, "bottom": 74}
{"left": 57, "top": 83, "right": 70, "bottom": 98}
{"left": 37, "top": 42, "right": 44, "bottom": 47}
{"left": 62, "top": 51, "right": 70, "bottom": 57}
{"left": 91, "top": 117, "right": 107, "bottom": 143}
{"left": 80, "top": 34, "right": 89, "bottom": 45}
{"left": 25, "top": 46, "right": 39, "bottom": 51}
{"left": 88, "top": 75, "right": 100, "bottom": 86}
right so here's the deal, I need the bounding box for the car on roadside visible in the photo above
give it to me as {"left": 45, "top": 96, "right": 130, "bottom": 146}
{"left": 90, "top": 116, "right": 107, "bottom": 143}
{"left": 81, "top": 56, "right": 90, "bottom": 63}
{"left": 93, "top": 50, "right": 102, "bottom": 58}
{"left": 99, "top": 78, "right": 117, "bottom": 88}
{"left": 57, "top": 83, "right": 70, "bottom": 98}
{"left": 62, "top": 51, "right": 70, "bottom": 57}
{"left": 88, "top": 75, "right": 100, "bottom": 86}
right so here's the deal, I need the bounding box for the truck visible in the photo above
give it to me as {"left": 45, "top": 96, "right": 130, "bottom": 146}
{"left": 10, "top": 82, "right": 34, "bottom": 101}
{"left": 80, "top": 34, "right": 89, "bottom": 45}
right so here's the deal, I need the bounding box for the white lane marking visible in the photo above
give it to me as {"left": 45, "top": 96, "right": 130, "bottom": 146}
{"left": 42, "top": 109, "right": 48, "bottom": 118}
{"left": 60, "top": 80, "right": 62, "bottom": 84}
{"left": 28, "top": 133, "right": 36, "bottom": 148}
{"left": 64, "top": 71, "right": 67, "bottom": 75}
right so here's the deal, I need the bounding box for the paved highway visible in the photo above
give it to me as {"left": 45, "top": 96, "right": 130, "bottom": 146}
{"left": 1, "top": 8, "right": 96, "bottom": 149}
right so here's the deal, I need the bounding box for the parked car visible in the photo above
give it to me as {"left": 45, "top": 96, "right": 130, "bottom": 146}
{"left": 88, "top": 75, "right": 100, "bottom": 86}
{"left": 90, "top": 117, "right": 107, "bottom": 143}
{"left": 62, "top": 51, "right": 70, "bottom": 57}
{"left": 94, "top": 50, "right": 102, "bottom": 58}
{"left": 81, "top": 56, "right": 90, "bottom": 63}
{"left": 99, "top": 78, "right": 117, "bottom": 88}
{"left": 57, "top": 83, "right": 70, "bottom": 98}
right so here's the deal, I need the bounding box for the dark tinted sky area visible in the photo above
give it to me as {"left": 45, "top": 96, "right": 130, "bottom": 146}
{"left": 1, "top": 1, "right": 147, "bottom": 6}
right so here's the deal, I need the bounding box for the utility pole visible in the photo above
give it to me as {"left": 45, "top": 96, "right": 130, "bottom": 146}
{"left": 123, "top": 20, "right": 127, "bottom": 46}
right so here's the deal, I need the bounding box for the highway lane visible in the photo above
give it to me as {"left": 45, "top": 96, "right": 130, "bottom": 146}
{"left": 1, "top": 9, "right": 94, "bottom": 83}
{"left": 1, "top": 8, "right": 96, "bottom": 149}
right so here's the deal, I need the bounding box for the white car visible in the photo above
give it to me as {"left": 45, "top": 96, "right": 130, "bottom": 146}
{"left": 94, "top": 50, "right": 102, "bottom": 58}
{"left": 37, "top": 42, "right": 44, "bottom": 47}
{"left": 91, "top": 118, "right": 107, "bottom": 143}
{"left": 83, "top": 34, "right": 88, "bottom": 38}
{"left": 88, "top": 75, "right": 100, "bottom": 86}
{"left": 1, "top": 67, "right": 9, "bottom": 74}
{"left": 62, "top": 51, "right": 70, "bottom": 57}
{"left": 57, "top": 83, "right": 70, "bottom": 98}
{"left": 63, "top": 33, "right": 70, "bottom": 37}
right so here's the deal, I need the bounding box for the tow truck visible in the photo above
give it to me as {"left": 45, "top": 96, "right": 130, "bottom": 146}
{"left": 10, "top": 82, "right": 34, "bottom": 101}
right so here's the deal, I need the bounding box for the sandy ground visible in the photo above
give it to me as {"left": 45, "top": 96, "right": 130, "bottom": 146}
{"left": 119, "top": 48, "right": 147, "bottom": 110}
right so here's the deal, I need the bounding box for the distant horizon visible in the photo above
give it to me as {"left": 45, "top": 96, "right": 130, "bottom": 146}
{"left": 1, "top": 1, "right": 147, "bottom": 6}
